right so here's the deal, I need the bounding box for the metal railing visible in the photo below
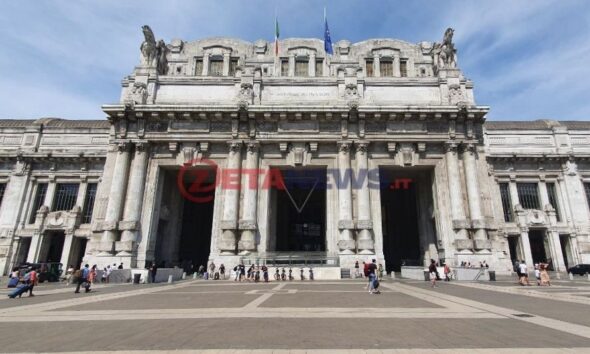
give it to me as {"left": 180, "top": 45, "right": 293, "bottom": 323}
{"left": 240, "top": 252, "right": 339, "bottom": 267}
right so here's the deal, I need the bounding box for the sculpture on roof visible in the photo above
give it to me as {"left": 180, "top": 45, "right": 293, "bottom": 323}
{"left": 430, "top": 27, "right": 457, "bottom": 73}
{"left": 140, "top": 25, "right": 168, "bottom": 75}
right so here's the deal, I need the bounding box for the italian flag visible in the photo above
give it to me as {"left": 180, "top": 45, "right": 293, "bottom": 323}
{"left": 274, "top": 17, "right": 280, "bottom": 56}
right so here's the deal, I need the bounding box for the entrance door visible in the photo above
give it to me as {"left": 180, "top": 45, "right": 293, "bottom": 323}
{"left": 42, "top": 231, "right": 65, "bottom": 263}
{"left": 529, "top": 230, "right": 548, "bottom": 264}
{"left": 560, "top": 235, "right": 571, "bottom": 269}
{"left": 379, "top": 168, "right": 423, "bottom": 272}
{"left": 274, "top": 167, "right": 326, "bottom": 252}
{"left": 508, "top": 236, "right": 520, "bottom": 263}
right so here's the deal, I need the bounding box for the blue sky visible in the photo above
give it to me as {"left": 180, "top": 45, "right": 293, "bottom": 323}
{"left": 0, "top": 0, "right": 589, "bottom": 121}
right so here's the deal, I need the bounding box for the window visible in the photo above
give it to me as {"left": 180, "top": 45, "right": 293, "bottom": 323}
{"left": 400, "top": 59, "right": 408, "bottom": 77}
{"left": 29, "top": 183, "right": 48, "bottom": 224}
{"left": 209, "top": 56, "right": 223, "bottom": 76}
{"left": 585, "top": 183, "right": 590, "bottom": 210}
{"left": 315, "top": 59, "right": 323, "bottom": 77}
{"left": 365, "top": 59, "right": 374, "bottom": 77}
{"left": 499, "top": 183, "right": 513, "bottom": 222}
{"left": 82, "top": 183, "right": 97, "bottom": 224}
{"left": 194, "top": 58, "right": 203, "bottom": 76}
{"left": 295, "top": 58, "right": 308, "bottom": 76}
{"left": 546, "top": 183, "right": 561, "bottom": 222}
{"left": 53, "top": 183, "right": 79, "bottom": 212}
{"left": 380, "top": 59, "right": 393, "bottom": 77}
{"left": 228, "top": 58, "right": 239, "bottom": 76}
{"left": 280, "top": 59, "right": 289, "bottom": 76}
{"left": 517, "top": 183, "right": 540, "bottom": 210}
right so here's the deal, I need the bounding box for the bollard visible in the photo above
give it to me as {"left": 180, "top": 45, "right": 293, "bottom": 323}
{"left": 182, "top": 272, "right": 186, "bottom": 280}
{"left": 193, "top": 272, "right": 197, "bottom": 279}
{"left": 569, "top": 272, "right": 574, "bottom": 280}
{"left": 168, "top": 274, "right": 173, "bottom": 284}
{"left": 390, "top": 271, "right": 396, "bottom": 279}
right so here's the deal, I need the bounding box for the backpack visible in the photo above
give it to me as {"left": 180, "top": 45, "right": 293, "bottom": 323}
{"left": 363, "top": 263, "right": 370, "bottom": 277}
{"left": 73, "top": 269, "right": 82, "bottom": 279}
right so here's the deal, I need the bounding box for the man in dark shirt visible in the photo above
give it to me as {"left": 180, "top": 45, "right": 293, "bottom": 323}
{"left": 368, "top": 259, "right": 379, "bottom": 294}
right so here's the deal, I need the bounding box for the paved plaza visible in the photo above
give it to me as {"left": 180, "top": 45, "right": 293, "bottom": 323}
{"left": 1, "top": 277, "right": 590, "bottom": 353}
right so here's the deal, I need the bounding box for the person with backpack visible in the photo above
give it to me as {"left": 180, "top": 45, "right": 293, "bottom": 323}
{"left": 363, "top": 261, "right": 371, "bottom": 290}
{"left": 219, "top": 264, "right": 226, "bottom": 280}
{"left": 75, "top": 264, "right": 91, "bottom": 293}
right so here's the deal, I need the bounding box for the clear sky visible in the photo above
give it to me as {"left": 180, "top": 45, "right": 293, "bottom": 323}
{"left": 0, "top": 0, "right": 589, "bottom": 121}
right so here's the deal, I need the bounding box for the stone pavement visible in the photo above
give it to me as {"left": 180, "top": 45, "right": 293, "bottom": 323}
{"left": 0, "top": 278, "right": 590, "bottom": 353}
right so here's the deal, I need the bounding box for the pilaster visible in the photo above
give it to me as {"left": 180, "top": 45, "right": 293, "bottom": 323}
{"left": 337, "top": 141, "right": 355, "bottom": 254}
{"left": 355, "top": 141, "right": 374, "bottom": 254}
{"left": 219, "top": 141, "right": 242, "bottom": 255}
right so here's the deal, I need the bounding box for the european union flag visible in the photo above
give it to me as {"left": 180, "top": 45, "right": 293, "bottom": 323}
{"left": 324, "top": 11, "right": 333, "bottom": 55}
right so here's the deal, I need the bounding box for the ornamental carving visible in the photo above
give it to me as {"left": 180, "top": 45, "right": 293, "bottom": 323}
{"left": 128, "top": 82, "right": 148, "bottom": 104}
{"left": 237, "top": 83, "right": 254, "bottom": 107}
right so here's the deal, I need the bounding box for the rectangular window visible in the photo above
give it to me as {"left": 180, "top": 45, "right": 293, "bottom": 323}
{"left": 499, "top": 183, "right": 513, "bottom": 222}
{"left": 365, "top": 59, "right": 374, "bottom": 77}
{"left": 194, "top": 58, "right": 203, "bottom": 76}
{"left": 315, "top": 60, "right": 323, "bottom": 77}
{"left": 546, "top": 183, "right": 561, "bottom": 222}
{"left": 295, "top": 59, "right": 308, "bottom": 77}
{"left": 53, "top": 183, "right": 79, "bottom": 212}
{"left": 82, "top": 183, "right": 97, "bottom": 224}
{"left": 209, "top": 57, "right": 223, "bottom": 76}
{"left": 29, "top": 183, "right": 48, "bottom": 224}
{"left": 380, "top": 59, "right": 393, "bottom": 77}
{"left": 281, "top": 59, "right": 289, "bottom": 76}
{"left": 0, "top": 183, "right": 6, "bottom": 209}
{"left": 228, "top": 58, "right": 239, "bottom": 76}
{"left": 517, "top": 183, "right": 540, "bottom": 210}
{"left": 400, "top": 59, "right": 408, "bottom": 77}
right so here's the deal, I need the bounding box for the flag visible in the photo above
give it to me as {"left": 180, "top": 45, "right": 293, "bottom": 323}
{"left": 324, "top": 8, "right": 333, "bottom": 55}
{"left": 275, "top": 16, "right": 280, "bottom": 56}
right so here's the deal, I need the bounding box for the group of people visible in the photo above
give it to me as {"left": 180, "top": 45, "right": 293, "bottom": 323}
{"left": 354, "top": 260, "right": 385, "bottom": 279}
{"left": 514, "top": 260, "right": 551, "bottom": 286}
{"left": 199, "top": 262, "right": 315, "bottom": 283}
{"left": 459, "top": 260, "right": 489, "bottom": 269}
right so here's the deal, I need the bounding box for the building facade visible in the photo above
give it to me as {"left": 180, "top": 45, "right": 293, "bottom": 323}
{"left": 0, "top": 28, "right": 589, "bottom": 276}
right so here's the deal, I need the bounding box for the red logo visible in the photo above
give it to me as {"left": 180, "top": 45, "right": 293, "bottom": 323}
{"left": 177, "top": 158, "right": 219, "bottom": 203}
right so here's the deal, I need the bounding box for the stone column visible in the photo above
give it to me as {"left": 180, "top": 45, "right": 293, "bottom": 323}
{"left": 238, "top": 141, "right": 259, "bottom": 254}
{"left": 75, "top": 180, "right": 88, "bottom": 210}
{"left": 309, "top": 53, "right": 316, "bottom": 77}
{"left": 445, "top": 142, "right": 470, "bottom": 249}
{"left": 519, "top": 227, "right": 534, "bottom": 266}
{"left": 393, "top": 53, "right": 401, "bottom": 77}
{"left": 462, "top": 144, "right": 488, "bottom": 245}
{"left": 118, "top": 143, "right": 149, "bottom": 256}
{"left": 374, "top": 55, "right": 381, "bottom": 77}
{"left": 288, "top": 54, "right": 295, "bottom": 77}
{"left": 337, "top": 141, "right": 355, "bottom": 254}
{"left": 43, "top": 180, "right": 57, "bottom": 210}
{"left": 219, "top": 141, "right": 242, "bottom": 255}
{"left": 355, "top": 142, "right": 374, "bottom": 254}
{"left": 99, "top": 143, "right": 131, "bottom": 255}
{"left": 540, "top": 181, "right": 566, "bottom": 271}
{"left": 202, "top": 53, "right": 210, "bottom": 76}
{"left": 59, "top": 233, "right": 74, "bottom": 268}
{"left": 223, "top": 52, "right": 230, "bottom": 76}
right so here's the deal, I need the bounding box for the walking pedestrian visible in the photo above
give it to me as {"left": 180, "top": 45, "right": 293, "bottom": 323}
{"left": 75, "top": 264, "right": 91, "bottom": 293}
{"left": 518, "top": 260, "right": 530, "bottom": 286}
{"left": 149, "top": 262, "right": 158, "bottom": 283}
{"left": 354, "top": 260, "right": 360, "bottom": 278}
{"left": 540, "top": 263, "right": 551, "bottom": 286}
{"left": 24, "top": 268, "right": 38, "bottom": 297}
{"left": 262, "top": 264, "right": 269, "bottom": 282}
{"left": 534, "top": 264, "right": 541, "bottom": 286}
{"left": 209, "top": 262, "right": 216, "bottom": 280}
{"left": 429, "top": 259, "right": 438, "bottom": 288}
{"left": 368, "top": 259, "right": 380, "bottom": 294}
{"left": 443, "top": 263, "right": 452, "bottom": 281}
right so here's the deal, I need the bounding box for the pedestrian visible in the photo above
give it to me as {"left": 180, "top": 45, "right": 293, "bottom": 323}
{"left": 239, "top": 263, "right": 246, "bottom": 281}
{"left": 513, "top": 259, "right": 521, "bottom": 283}
{"left": 24, "top": 267, "right": 38, "bottom": 297}
{"left": 65, "top": 264, "right": 75, "bottom": 285}
{"left": 518, "top": 260, "right": 530, "bottom": 286}
{"left": 262, "top": 264, "right": 269, "bottom": 282}
{"left": 362, "top": 261, "right": 367, "bottom": 279}
{"left": 101, "top": 268, "right": 107, "bottom": 283}
{"left": 209, "top": 262, "right": 216, "bottom": 280}
{"left": 105, "top": 265, "right": 112, "bottom": 283}
{"left": 149, "top": 262, "right": 158, "bottom": 283}
{"left": 429, "top": 259, "right": 438, "bottom": 288}
{"left": 288, "top": 268, "right": 293, "bottom": 281}
{"left": 534, "top": 264, "right": 541, "bottom": 286}
{"left": 274, "top": 268, "right": 280, "bottom": 281}
{"left": 75, "top": 264, "right": 91, "bottom": 293}
{"left": 309, "top": 268, "right": 314, "bottom": 281}
{"left": 378, "top": 263, "right": 384, "bottom": 278}
{"left": 444, "top": 263, "right": 452, "bottom": 281}
{"left": 88, "top": 265, "right": 97, "bottom": 284}
{"left": 540, "top": 263, "right": 551, "bottom": 286}
{"left": 354, "top": 260, "right": 360, "bottom": 278}
{"left": 281, "top": 268, "right": 286, "bottom": 281}
{"left": 219, "top": 264, "right": 226, "bottom": 279}
{"left": 368, "top": 259, "right": 380, "bottom": 294}
{"left": 233, "top": 265, "right": 239, "bottom": 281}
{"left": 118, "top": 263, "right": 123, "bottom": 270}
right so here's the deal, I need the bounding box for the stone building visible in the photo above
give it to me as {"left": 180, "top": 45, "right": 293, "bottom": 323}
{"left": 0, "top": 27, "right": 588, "bottom": 276}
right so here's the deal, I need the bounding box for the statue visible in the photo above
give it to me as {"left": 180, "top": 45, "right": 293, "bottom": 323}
{"left": 140, "top": 25, "right": 168, "bottom": 75}
{"left": 430, "top": 27, "right": 457, "bottom": 73}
